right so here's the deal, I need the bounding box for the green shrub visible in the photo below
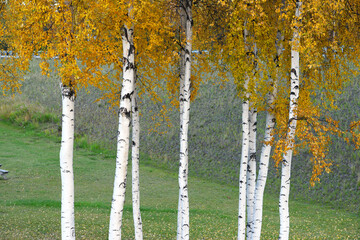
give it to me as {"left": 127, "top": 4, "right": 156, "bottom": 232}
{"left": 0, "top": 97, "right": 60, "bottom": 129}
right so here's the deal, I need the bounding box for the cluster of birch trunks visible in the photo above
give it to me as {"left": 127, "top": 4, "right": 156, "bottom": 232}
{"left": 3, "top": 0, "right": 359, "bottom": 238}
{"left": 55, "top": 1, "right": 304, "bottom": 240}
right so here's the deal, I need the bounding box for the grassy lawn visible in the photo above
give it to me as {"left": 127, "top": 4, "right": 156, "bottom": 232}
{"left": 0, "top": 121, "right": 359, "bottom": 239}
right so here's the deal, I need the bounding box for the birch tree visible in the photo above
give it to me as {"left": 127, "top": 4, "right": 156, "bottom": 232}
{"left": 5, "top": 1, "right": 97, "bottom": 239}
{"left": 131, "top": 72, "right": 143, "bottom": 240}
{"left": 237, "top": 8, "right": 260, "bottom": 240}
{"left": 216, "top": 1, "right": 290, "bottom": 238}
{"left": 76, "top": 1, "right": 177, "bottom": 238}
{"left": 250, "top": 1, "right": 287, "bottom": 238}
{"left": 270, "top": 0, "right": 360, "bottom": 236}
{"left": 238, "top": 78, "right": 250, "bottom": 240}
{"left": 177, "top": 0, "right": 193, "bottom": 239}
{"left": 246, "top": 43, "right": 259, "bottom": 240}
{"left": 246, "top": 104, "right": 257, "bottom": 239}
{"left": 177, "top": 4, "right": 186, "bottom": 239}
{"left": 171, "top": 1, "right": 230, "bottom": 237}
{"left": 217, "top": 1, "right": 263, "bottom": 238}
{"left": 59, "top": 84, "right": 76, "bottom": 239}
{"left": 215, "top": 1, "right": 358, "bottom": 238}
{"left": 278, "top": 2, "right": 301, "bottom": 239}
{"left": 108, "top": 21, "right": 135, "bottom": 239}
{"left": 270, "top": 0, "right": 360, "bottom": 237}
{"left": 251, "top": 29, "right": 283, "bottom": 240}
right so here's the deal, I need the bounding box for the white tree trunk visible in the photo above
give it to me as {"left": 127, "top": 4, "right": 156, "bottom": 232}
{"left": 178, "top": 1, "right": 192, "bottom": 239}
{"left": 238, "top": 18, "right": 255, "bottom": 240}
{"left": 177, "top": 67, "right": 185, "bottom": 240}
{"left": 246, "top": 106, "right": 257, "bottom": 239}
{"left": 177, "top": 56, "right": 185, "bottom": 240}
{"left": 238, "top": 78, "right": 250, "bottom": 240}
{"left": 131, "top": 83, "right": 143, "bottom": 240}
{"left": 108, "top": 25, "right": 135, "bottom": 240}
{"left": 279, "top": 2, "right": 301, "bottom": 239}
{"left": 177, "top": 184, "right": 182, "bottom": 240}
{"left": 177, "top": 8, "right": 186, "bottom": 239}
{"left": 251, "top": 81, "right": 277, "bottom": 240}
{"left": 60, "top": 85, "right": 76, "bottom": 240}
{"left": 251, "top": 27, "right": 283, "bottom": 240}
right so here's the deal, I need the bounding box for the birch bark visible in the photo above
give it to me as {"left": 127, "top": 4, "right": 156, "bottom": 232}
{"left": 246, "top": 105, "right": 257, "bottom": 239}
{"left": 177, "top": 5, "right": 186, "bottom": 240}
{"left": 279, "top": 2, "right": 301, "bottom": 239}
{"left": 246, "top": 41, "right": 258, "bottom": 239}
{"left": 251, "top": 81, "right": 277, "bottom": 240}
{"left": 178, "top": 1, "right": 192, "bottom": 239}
{"left": 251, "top": 29, "right": 283, "bottom": 240}
{"left": 60, "top": 3, "right": 76, "bottom": 239}
{"left": 60, "top": 85, "right": 76, "bottom": 240}
{"left": 238, "top": 78, "right": 250, "bottom": 240}
{"left": 238, "top": 19, "right": 253, "bottom": 240}
{"left": 108, "top": 25, "right": 135, "bottom": 240}
{"left": 131, "top": 80, "right": 143, "bottom": 240}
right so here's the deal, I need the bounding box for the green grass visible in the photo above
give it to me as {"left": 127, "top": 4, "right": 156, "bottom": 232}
{"left": 0, "top": 121, "right": 359, "bottom": 239}
{"left": 1, "top": 58, "right": 359, "bottom": 212}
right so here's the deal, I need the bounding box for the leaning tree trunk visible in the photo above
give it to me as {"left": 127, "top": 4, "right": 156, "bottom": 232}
{"left": 131, "top": 81, "right": 143, "bottom": 240}
{"left": 238, "top": 78, "right": 250, "bottom": 240}
{"left": 108, "top": 25, "right": 135, "bottom": 240}
{"left": 252, "top": 28, "right": 283, "bottom": 240}
{"left": 246, "top": 105, "right": 257, "bottom": 239}
{"left": 246, "top": 41, "right": 258, "bottom": 240}
{"left": 279, "top": 1, "right": 301, "bottom": 239}
{"left": 60, "top": 85, "right": 76, "bottom": 240}
{"left": 177, "top": 0, "right": 192, "bottom": 239}
{"left": 251, "top": 79, "right": 277, "bottom": 240}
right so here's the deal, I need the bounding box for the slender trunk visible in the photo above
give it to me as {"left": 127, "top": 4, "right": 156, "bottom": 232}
{"left": 246, "top": 105, "right": 257, "bottom": 239}
{"left": 251, "top": 80, "right": 277, "bottom": 240}
{"left": 177, "top": 7, "right": 186, "bottom": 239}
{"left": 178, "top": 1, "right": 192, "bottom": 239}
{"left": 60, "top": 85, "right": 76, "bottom": 240}
{"left": 246, "top": 41, "right": 258, "bottom": 239}
{"left": 132, "top": 81, "right": 143, "bottom": 240}
{"left": 177, "top": 57, "right": 185, "bottom": 240}
{"left": 252, "top": 27, "right": 283, "bottom": 240}
{"left": 238, "top": 78, "right": 250, "bottom": 240}
{"left": 108, "top": 25, "right": 135, "bottom": 240}
{"left": 279, "top": 2, "right": 301, "bottom": 239}
{"left": 177, "top": 186, "right": 182, "bottom": 240}
{"left": 238, "top": 18, "right": 254, "bottom": 240}
{"left": 60, "top": 3, "right": 76, "bottom": 239}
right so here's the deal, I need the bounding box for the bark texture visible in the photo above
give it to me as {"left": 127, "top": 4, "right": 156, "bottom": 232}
{"left": 177, "top": 5, "right": 186, "bottom": 239}
{"left": 252, "top": 28, "right": 283, "bottom": 240}
{"left": 177, "top": 1, "right": 192, "bottom": 239}
{"left": 132, "top": 83, "right": 143, "bottom": 240}
{"left": 246, "top": 106, "right": 257, "bottom": 239}
{"left": 279, "top": 2, "right": 301, "bottom": 239}
{"left": 60, "top": 85, "right": 76, "bottom": 240}
{"left": 108, "top": 25, "right": 135, "bottom": 240}
{"left": 251, "top": 81, "right": 277, "bottom": 240}
{"left": 238, "top": 78, "right": 250, "bottom": 240}
{"left": 239, "top": 19, "right": 254, "bottom": 240}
